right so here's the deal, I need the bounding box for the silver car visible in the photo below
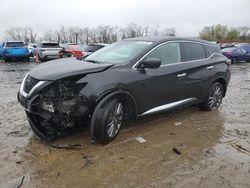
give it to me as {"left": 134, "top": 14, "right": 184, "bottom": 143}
{"left": 35, "top": 42, "right": 62, "bottom": 62}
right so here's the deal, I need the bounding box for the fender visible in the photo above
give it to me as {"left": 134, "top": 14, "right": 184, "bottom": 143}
{"left": 90, "top": 90, "right": 137, "bottom": 144}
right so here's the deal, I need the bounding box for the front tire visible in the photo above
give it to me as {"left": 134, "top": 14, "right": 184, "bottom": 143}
{"left": 94, "top": 98, "right": 124, "bottom": 144}
{"left": 200, "top": 82, "right": 224, "bottom": 111}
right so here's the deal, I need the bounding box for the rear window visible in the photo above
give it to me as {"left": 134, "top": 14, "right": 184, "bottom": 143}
{"left": 182, "top": 42, "right": 206, "bottom": 61}
{"left": 41, "top": 43, "right": 60, "bottom": 48}
{"left": 205, "top": 45, "right": 221, "bottom": 56}
{"left": 66, "top": 45, "right": 83, "bottom": 51}
{"left": 84, "top": 45, "right": 104, "bottom": 52}
{"left": 6, "top": 42, "right": 25, "bottom": 47}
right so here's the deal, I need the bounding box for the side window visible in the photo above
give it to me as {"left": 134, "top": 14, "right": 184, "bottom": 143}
{"left": 240, "top": 48, "right": 247, "bottom": 54}
{"left": 236, "top": 49, "right": 242, "bottom": 54}
{"left": 206, "top": 45, "right": 221, "bottom": 56}
{"left": 145, "top": 42, "right": 181, "bottom": 65}
{"left": 182, "top": 42, "right": 206, "bottom": 61}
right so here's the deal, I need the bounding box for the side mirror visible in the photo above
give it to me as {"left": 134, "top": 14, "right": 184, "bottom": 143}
{"left": 138, "top": 58, "right": 161, "bottom": 69}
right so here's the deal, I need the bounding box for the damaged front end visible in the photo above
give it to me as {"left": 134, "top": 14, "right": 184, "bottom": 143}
{"left": 18, "top": 74, "right": 91, "bottom": 141}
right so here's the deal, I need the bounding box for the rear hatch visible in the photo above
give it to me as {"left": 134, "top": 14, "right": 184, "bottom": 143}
{"left": 5, "top": 42, "right": 28, "bottom": 56}
{"left": 40, "top": 43, "right": 62, "bottom": 55}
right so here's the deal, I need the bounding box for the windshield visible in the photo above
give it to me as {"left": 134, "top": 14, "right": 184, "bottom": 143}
{"left": 84, "top": 45, "right": 104, "bottom": 52}
{"left": 66, "top": 45, "right": 83, "bottom": 51}
{"left": 85, "top": 40, "right": 152, "bottom": 64}
{"left": 6, "top": 42, "right": 25, "bottom": 47}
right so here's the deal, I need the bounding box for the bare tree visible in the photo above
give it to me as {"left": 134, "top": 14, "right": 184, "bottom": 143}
{"left": 237, "top": 26, "right": 250, "bottom": 41}
{"left": 4, "top": 27, "right": 37, "bottom": 42}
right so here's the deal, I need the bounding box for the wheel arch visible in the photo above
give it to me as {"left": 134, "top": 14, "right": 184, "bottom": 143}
{"left": 212, "top": 77, "right": 227, "bottom": 97}
{"left": 96, "top": 90, "right": 137, "bottom": 119}
{"left": 89, "top": 89, "right": 137, "bottom": 143}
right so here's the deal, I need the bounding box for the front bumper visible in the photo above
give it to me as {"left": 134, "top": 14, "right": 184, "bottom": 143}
{"left": 18, "top": 87, "right": 92, "bottom": 141}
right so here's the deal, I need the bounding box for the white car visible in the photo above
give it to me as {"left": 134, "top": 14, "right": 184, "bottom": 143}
{"left": 27, "top": 43, "right": 36, "bottom": 56}
{"left": 35, "top": 42, "right": 62, "bottom": 62}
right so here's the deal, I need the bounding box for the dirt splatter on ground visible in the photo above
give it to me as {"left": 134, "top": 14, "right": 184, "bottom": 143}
{"left": 0, "top": 60, "right": 249, "bottom": 188}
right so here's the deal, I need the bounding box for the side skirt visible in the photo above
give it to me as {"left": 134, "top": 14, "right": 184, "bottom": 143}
{"left": 139, "top": 98, "right": 198, "bottom": 116}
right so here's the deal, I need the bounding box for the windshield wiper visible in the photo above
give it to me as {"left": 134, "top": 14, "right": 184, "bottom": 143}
{"left": 84, "top": 59, "right": 100, "bottom": 64}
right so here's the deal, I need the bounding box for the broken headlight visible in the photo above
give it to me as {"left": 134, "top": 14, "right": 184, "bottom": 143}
{"left": 40, "top": 79, "right": 87, "bottom": 128}
{"left": 41, "top": 80, "right": 87, "bottom": 112}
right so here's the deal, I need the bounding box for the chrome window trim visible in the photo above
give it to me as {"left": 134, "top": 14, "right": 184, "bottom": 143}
{"left": 20, "top": 74, "right": 46, "bottom": 98}
{"left": 140, "top": 98, "right": 197, "bottom": 116}
{"left": 20, "top": 74, "right": 28, "bottom": 98}
{"left": 132, "top": 40, "right": 223, "bottom": 70}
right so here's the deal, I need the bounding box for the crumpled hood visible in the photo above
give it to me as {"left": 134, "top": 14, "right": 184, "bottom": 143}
{"left": 29, "top": 58, "right": 113, "bottom": 80}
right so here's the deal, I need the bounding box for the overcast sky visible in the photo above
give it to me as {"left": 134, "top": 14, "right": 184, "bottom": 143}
{"left": 0, "top": 0, "right": 249, "bottom": 39}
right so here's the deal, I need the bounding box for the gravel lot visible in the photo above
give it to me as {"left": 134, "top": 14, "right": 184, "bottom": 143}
{"left": 0, "top": 60, "right": 250, "bottom": 188}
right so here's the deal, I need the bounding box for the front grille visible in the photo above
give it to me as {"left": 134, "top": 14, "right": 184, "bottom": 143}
{"left": 23, "top": 75, "right": 39, "bottom": 94}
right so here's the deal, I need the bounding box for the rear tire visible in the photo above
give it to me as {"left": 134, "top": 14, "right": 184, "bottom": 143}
{"left": 200, "top": 82, "right": 224, "bottom": 111}
{"left": 3, "top": 56, "right": 9, "bottom": 62}
{"left": 93, "top": 98, "right": 124, "bottom": 144}
{"left": 38, "top": 55, "right": 45, "bottom": 62}
{"left": 24, "top": 57, "right": 30, "bottom": 62}
{"left": 232, "top": 57, "right": 237, "bottom": 64}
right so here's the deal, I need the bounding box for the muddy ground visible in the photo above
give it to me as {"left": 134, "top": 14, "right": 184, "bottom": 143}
{"left": 0, "top": 60, "right": 249, "bottom": 188}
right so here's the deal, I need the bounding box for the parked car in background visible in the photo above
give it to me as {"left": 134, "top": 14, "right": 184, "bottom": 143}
{"left": 61, "top": 44, "right": 83, "bottom": 59}
{"left": 0, "top": 41, "right": 30, "bottom": 62}
{"left": 18, "top": 37, "right": 231, "bottom": 144}
{"left": 34, "top": 42, "right": 62, "bottom": 62}
{"left": 219, "top": 43, "right": 235, "bottom": 49}
{"left": 240, "top": 44, "right": 250, "bottom": 53}
{"left": 222, "top": 47, "right": 250, "bottom": 63}
{"left": 82, "top": 43, "right": 107, "bottom": 58}
{"left": 27, "top": 43, "right": 37, "bottom": 56}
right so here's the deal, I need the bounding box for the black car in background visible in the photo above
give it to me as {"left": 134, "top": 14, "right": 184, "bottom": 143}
{"left": 82, "top": 43, "right": 107, "bottom": 58}
{"left": 18, "top": 37, "right": 231, "bottom": 144}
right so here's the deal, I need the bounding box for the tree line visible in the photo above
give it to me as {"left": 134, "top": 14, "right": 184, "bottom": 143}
{"left": 4, "top": 24, "right": 250, "bottom": 44}
{"left": 199, "top": 24, "right": 250, "bottom": 43}
{"left": 4, "top": 23, "right": 176, "bottom": 44}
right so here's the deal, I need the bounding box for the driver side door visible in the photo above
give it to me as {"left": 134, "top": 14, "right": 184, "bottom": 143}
{"left": 133, "top": 42, "right": 188, "bottom": 114}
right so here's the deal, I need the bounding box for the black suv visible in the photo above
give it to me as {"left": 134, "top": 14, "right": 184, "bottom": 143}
{"left": 18, "top": 37, "right": 231, "bottom": 144}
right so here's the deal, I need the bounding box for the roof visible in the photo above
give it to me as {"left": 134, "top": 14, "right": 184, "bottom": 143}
{"left": 124, "top": 37, "right": 215, "bottom": 46}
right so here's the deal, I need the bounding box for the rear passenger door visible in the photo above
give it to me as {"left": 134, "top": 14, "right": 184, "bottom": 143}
{"left": 179, "top": 42, "right": 216, "bottom": 100}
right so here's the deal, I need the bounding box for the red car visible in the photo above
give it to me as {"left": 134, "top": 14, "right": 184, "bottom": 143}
{"left": 62, "top": 44, "right": 83, "bottom": 59}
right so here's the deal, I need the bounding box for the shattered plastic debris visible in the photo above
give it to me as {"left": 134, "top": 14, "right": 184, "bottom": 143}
{"left": 175, "top": 122, "right": 183, "bottom": 126}
{"left": 135, "top": 137, "right": 146, "bottom": 143}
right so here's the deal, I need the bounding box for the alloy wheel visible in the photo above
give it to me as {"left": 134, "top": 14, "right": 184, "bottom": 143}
{"left": 107, "top": 102, "right": 124, "bottom": 138}
{"left": 208, "top": 85, "right": 223, "bottom": 110}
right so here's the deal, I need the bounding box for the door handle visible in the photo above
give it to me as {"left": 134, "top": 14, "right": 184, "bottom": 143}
{"left": 177, "top": 73, "right": 186, "bottom": 77}
{"left": 206, "top": 66, "right": 214, "bottom": 70}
